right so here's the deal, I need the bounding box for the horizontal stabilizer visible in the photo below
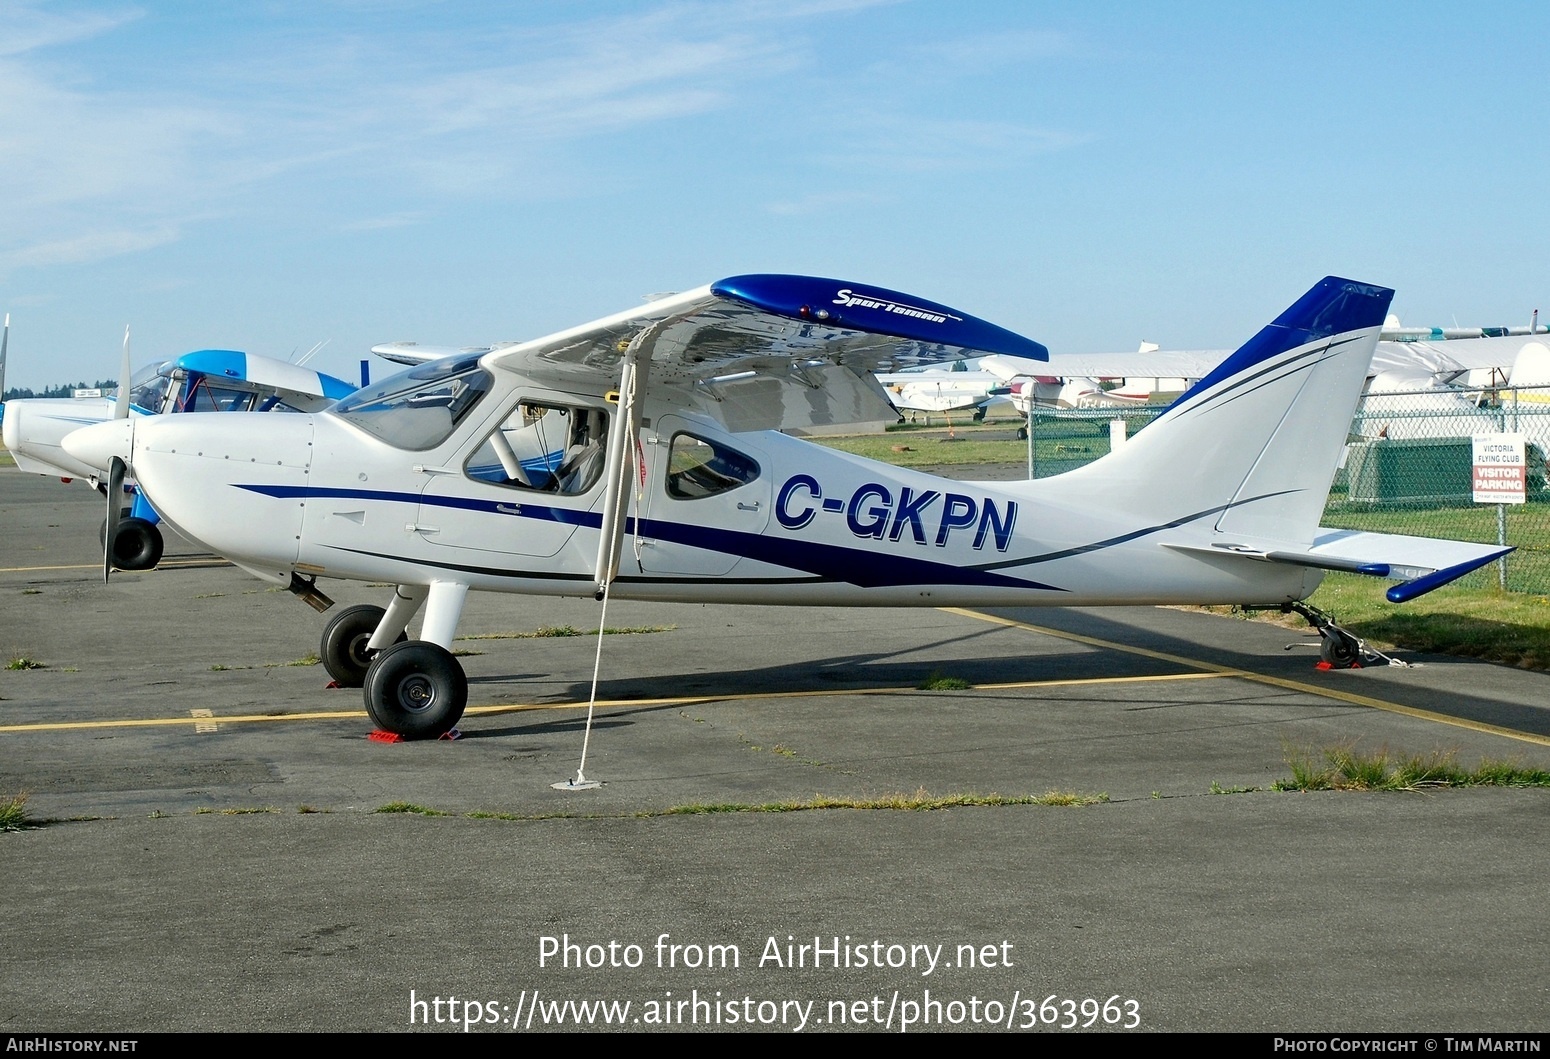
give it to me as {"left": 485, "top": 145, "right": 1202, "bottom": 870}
{"left": 1165, "top": 528, "right": 1512, "bottom": 603}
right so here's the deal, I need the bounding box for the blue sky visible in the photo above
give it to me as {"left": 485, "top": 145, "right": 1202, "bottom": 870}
{"left": 3, "top": 0, "right": 1547, "bottom": 389}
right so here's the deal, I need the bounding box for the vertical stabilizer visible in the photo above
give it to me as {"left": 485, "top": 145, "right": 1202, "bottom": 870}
{"left": 1047, "top": 278, "right": 1394, "bottom": 546}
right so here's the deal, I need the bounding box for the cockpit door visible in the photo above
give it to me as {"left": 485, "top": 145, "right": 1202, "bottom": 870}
{"left": 633, "top": 416, "right": 770, "bottom": 577}
{"left": 416, "top": 397, "right": 608, "bottom": 566}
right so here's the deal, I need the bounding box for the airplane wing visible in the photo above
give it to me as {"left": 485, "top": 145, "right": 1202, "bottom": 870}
{"left": 1375, "top": 335, "right": 1550, "bottom": 375}
{"left": 978, "top": 337, "right": 1550, "bottom": 392}
{"left": 486, "top": 275, "right": 1049, "bottom": 432}
{"left": 372, "top": 342, "right": 499, "bottom": 367}
{"left": 1165, "top": 529, "right": 1511, "bottom": 603}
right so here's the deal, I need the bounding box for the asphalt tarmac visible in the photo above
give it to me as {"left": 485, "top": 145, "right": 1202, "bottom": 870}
{"left": 2, "top": 468, "right": 1548, "bottom": 1034}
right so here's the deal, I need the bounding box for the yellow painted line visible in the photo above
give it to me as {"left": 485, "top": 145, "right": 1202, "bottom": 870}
{"left": 0, "top": 557, "right": 229, "bottom": 574}
{"left": 942, "top": 607, "right": 1550, "bottom": 749}
{"left": 0, "top": 671, "right": 1227, "bottom": 734}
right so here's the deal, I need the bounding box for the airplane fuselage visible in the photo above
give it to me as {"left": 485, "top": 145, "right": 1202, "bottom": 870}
{"left": 124, "top": 366, "right": 1320, "bottom": 611}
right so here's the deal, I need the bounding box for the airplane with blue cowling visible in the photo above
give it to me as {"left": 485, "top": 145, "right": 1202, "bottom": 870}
{"left": 61, "top": 274, "right": 1511, "bottom": 741}
{"left": 3, "top": 336, "right": 359, "bottom": 570}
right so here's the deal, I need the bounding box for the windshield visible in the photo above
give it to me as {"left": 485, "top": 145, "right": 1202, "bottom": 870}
{"left": 130, "top": 363, "right": 176, "bottom": 414}
{"left": 330, "top": 356, "right": 493, "bottom": 450}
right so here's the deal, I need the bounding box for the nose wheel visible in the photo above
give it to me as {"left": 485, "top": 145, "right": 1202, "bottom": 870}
{"left": 320, "top": 604, "right": 407, "bottom": 687}
{"left": 100, "top": 516, "right": 164, "bottom": 571}
{"left": 363, "top": 641, "right": 467, "bottom": 739}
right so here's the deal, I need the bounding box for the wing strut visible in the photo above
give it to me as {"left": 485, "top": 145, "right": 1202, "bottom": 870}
{"left": 556, "top": 322, "right": 660, "bottom": 793}
{"left": 592, "top": 324, "right": 657, "bottom": 596}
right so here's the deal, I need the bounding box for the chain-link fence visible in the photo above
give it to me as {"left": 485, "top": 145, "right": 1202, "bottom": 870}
{"left": 1017, "top": 386, "right": 1550, "bottom": 594}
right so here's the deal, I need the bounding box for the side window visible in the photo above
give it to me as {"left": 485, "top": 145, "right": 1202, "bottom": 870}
{"left": 666, "top": 433, "right": 759, "bottom": 499}
{"left": 466, "top": 402, "right": 608, "bottom": 495}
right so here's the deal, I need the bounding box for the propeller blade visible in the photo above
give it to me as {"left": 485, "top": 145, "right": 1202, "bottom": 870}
{"left": 115, "top": 326, "right": 131, "bottom": 420}
{"left": 104, "top": 455, "right": 126, "bottom": 583}
{"left": 1, "top": 313, "right": 9, "bottom": 400}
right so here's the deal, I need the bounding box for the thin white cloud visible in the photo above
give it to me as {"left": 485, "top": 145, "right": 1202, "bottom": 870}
{"left": 0, "top": 2, "right": 139, "bottom": 57}
{"left": 1, "top": 0, "right": 1081, "bottom": 271}
{"left": 10, "top": 226, "right": 180, "bottom": 268}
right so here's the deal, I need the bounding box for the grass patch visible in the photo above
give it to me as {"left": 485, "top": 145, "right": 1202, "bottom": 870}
{"left": 297, "top": 805, "right": 323, "bottom": 814}
{"left": 1209, "top": 781, "right": 1260, "bottom": 795}
{"left": 452, "top": 790, "right": 1108, "bottom": 822}
{"left": 458, "top": 624, "right": 676, "bottom": 641}
{"left": 21, "top": 589, "right": 41, "bottom": 596}
{"left": 1275, "top": 744, "right": 1550, "bottom": 792}
{"left": 813, "top": 417, "right": 1143, "bottom": 471}
{"left": 0, "top": 793, "right": 34, "bottom": 830}
{"left": 917, "top": 671, "right": 971, "bottom": 690}
{"left": 656, "top": 788, "right": 1108, "bottom": 815}
{"left": 263, "top": 653, "right": 321, "bottom": 668}
{"left": 373, "top": 801, "right": 452, "bottom": 816}
{"left": 6, "top": 657, "right": 45, "bottom": 671}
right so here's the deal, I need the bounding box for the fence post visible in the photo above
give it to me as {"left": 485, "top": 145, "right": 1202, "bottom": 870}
{"left": 1498, "top": 392, "right": 1509, "bottom": 591}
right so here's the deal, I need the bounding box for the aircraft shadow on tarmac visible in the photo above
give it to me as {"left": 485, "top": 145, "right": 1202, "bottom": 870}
{"left": 988, "top": 606, "right": 1550, "bottom": 738}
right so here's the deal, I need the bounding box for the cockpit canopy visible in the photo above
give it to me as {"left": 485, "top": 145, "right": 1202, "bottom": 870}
{"left": 329, "top": 355, "right": 494, "bottom": 451}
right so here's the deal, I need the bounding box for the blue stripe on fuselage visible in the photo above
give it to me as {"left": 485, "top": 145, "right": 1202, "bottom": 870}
{"left": 235, "top": 484, "right": 1062, "bottom": 592}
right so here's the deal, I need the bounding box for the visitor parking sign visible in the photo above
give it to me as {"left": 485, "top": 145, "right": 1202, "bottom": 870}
{"left": 1472, "top": 433, "right": 1527, "bottom": 504}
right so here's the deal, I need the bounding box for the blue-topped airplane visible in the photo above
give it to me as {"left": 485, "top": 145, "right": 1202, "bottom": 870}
{"left": 63, "top": 274, "right": 1511, "bottom": 740}
{"left": 4, "top": 339, "right": 358, "bottom": 570}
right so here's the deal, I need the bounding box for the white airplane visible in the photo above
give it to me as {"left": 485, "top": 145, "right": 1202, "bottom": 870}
{"left": 876, "top": 360, "right": 1013, "bottom": 416}
{"left": 3, "top": 337, "right": 358, "bottom": 570}
{"left": 63, "top": 274, "right": 1510, "bottom": 741}
{"left": 878, "top": 358, "right": 1151, "bottom": 417}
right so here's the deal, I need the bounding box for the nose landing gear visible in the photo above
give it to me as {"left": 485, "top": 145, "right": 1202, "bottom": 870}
{"left": 320, "top": 604, "right": 407, "bottom": 687}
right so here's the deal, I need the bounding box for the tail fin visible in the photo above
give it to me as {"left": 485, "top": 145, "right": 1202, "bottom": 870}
{"left": 1050, "top": 277, "right": 1394, "bottom": 546}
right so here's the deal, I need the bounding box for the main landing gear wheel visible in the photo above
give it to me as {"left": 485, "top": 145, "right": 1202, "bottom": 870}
{"left": 320, "top": 604, "right": 407, "bottom": 688}
{"left": 363, "top": 641, "right": 467, "bottom": 739}
{"left": 106, "top": 517, "right": 163, "bottom": 571}
{"left": 1319, "top": 629, "right": 1361, "bottom": 668}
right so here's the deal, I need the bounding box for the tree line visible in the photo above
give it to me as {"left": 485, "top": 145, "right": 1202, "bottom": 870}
{"left": 2, "top": 380, "right": 119, "bottom": 401}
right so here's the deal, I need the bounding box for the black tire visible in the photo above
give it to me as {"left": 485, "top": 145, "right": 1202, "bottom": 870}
{"left": 1016, "top": 425, "right": 1029, "bottom": 441}
{"left": 111, "top": 518, "right": 163, "bottom": 571}
{"left": 320, "top": 604, "right": 405, "bottom": 688}
{"left": 1320, "top": 631, "right": 1360, "bottom": 668}
{"left": 363, "top": 641, "right": 467, "bottom": 739}
{"left": 98, "top": 509, "right": 133, "bottom": 547}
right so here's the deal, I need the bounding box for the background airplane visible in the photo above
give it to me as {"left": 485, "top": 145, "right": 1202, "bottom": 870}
{"left": 3, "top": 338, "right": 360, "bottom": 570}
{"left": 62, "top": 275, "right": 1508, "bottom": 744}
